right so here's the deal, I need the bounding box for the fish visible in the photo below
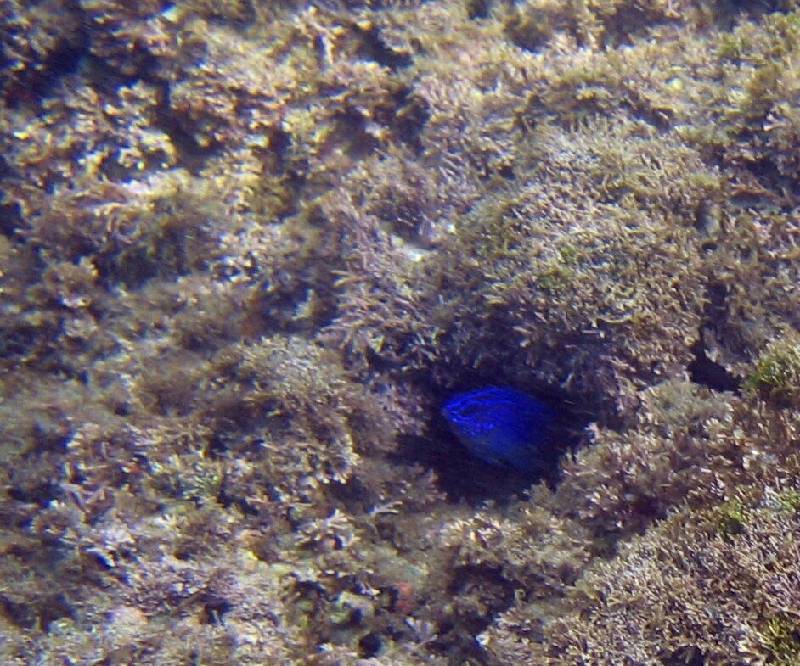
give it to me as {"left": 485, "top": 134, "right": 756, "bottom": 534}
{"left": 441, "top": 386, "right": 557, "bottom": 473}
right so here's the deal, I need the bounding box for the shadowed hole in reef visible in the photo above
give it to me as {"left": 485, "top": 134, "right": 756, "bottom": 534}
{"left": 688, "top": 339, "right": 740, "bottom": 393}
{"left": 658, "top": 645, "right": 705, "bottom": 666}
{"left": 425, "top": 565, "right": 516, "bottom": 660}
{"left": 358, "top": 633, "right": 382, "bottom": 658}
{"left": 0, "top": 593, "right": 73, "bottom": 631}
{"left": 466, "top": 0, "right": 491, "bottom": 20}
{"left": 201, "top": 596, "right": 233, "bottom": 625}
{"left": 395, "top": 381, "right": 592, "bottom": 503}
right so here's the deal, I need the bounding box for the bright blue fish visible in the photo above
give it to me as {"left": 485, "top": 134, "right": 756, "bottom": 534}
{"left": 441, "top": 387, "right": 557, "bottom": 473}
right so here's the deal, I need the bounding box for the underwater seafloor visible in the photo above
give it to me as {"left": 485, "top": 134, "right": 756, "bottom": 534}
{"left": 3, "top": 0, "right": 800, "bottom": 663}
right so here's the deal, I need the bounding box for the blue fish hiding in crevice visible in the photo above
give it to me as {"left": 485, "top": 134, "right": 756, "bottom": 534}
{"left": 441, "top": 387, "right": 557, "bottom": 473}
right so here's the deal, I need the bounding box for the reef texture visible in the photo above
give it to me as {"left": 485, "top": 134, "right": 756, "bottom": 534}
{"left": 3, "top": 0, "right": 800, "bottom": 663}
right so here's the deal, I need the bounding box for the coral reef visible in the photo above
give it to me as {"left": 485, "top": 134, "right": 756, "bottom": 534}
{"left": 3, "top": 0, "right": 800, "bottom": 663}
{"left": 486, "top": 481, "right": 800, "bottom": 663}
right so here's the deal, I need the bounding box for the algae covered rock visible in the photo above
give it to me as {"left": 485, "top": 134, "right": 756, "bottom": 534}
{"left": 3, "top": 0, "right": 800, "bottom": 663}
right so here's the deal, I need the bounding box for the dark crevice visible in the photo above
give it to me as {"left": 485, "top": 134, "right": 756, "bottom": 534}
{"left": 392, "top": 87, "right": 428, "bottom": 154}
{"left": 201, "top": 596, "right": 233, "bottom": 625}
{"left": 355, "top": 27, "right": 412, "bottom": 71}
{"left": 430, "top": 565, "right": 515, "bottom": 661}
{"left": 81, "top": 52, "right": 153, "bottom": 95}
{"left": 202, "top": 0, "right": 257, "bottom": 27}
{"left": 8, "top": 482, "right": 63, "bottom": 507}
{"left": 0, "top": 593, "right": 74, "bottom": 631}
{"left": 659, "top": 645, "right": 706, "bottom": 666}
{"left": 39, "top": 42, "right": 88, "bottom": 87}
{"left": 266, "top": 127, "right": 293, "bottom": 174}
{"left": 154, "top": 82, "right": 223, "bottom": 174}
{"left": 3, "top": 34, "right": 88, "bottom": 107}
{"left": 335, "top": 109, "right": 381, "bottom": 159}
{"left": 0, "top": 201, "right": 22, "bottom": 239}
{"left": 358, "top": 632, "right": 382, "bottom": 658}
{"left": 466, "top": 0, "right": 491, "bottom": 20}
{"left": 715, "top": 0, "right": 794, "bottom": 28}
{"left": 688, "top": 338, "right": 741, "bottom": 392}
